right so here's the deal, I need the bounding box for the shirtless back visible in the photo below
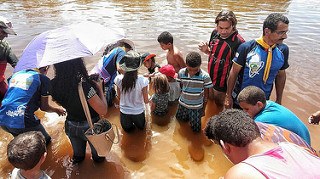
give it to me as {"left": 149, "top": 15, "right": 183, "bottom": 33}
{"left": 158, "top": 31, "right": 186, "bottom": 73}
{"left": 166, "top": 46, "right": 186, "bottom": 73}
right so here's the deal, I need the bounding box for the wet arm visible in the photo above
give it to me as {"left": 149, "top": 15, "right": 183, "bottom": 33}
{"left": 115, "top": 85, "right": 121, "bottom": 100}
{"left": 275, "top": 70, "right": 286, "bottom": 104}
{"left": 309, "top": 111, "right": 320, "bottom": 124}
{"left": 142, "top": 86, "right": 149, "bottom": 104}
{"left": 176, "top": 53, "right": 187, "bottom": 69}
{"left": 7, "top": 52, "right": 18, "bottom": 68}
{"left": 150, "top": 100, "right": 155, "bottom": 111}
{"left": 225, "top": 63, "right": 242, "bottom": 109}
{"left": 203, "top": 88, "right": 209, "bottom": 112}
{"left": 87, "top": 81, "right": 108, "bottom": 116}
{"left": 116, "top": 63, "right": 125, "bottom": 74}
{"left": 40, "top": 95, "right": 66, "bottom": 116}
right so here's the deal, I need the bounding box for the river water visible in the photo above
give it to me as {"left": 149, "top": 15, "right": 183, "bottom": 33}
{"left": 1, "top": 0, "right": 320, "bottom": 178}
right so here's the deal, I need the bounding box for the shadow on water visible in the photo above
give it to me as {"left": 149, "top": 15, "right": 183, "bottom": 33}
{"left": 120, "top": 125, "right": 152, "bottom": 163}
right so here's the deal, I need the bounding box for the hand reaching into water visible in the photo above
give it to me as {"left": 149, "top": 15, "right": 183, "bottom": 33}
{"left": 308, "top": 111, "right": 320, "bottom": 125}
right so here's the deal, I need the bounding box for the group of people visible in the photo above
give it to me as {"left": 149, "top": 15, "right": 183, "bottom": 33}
{"left": 197, "top": 11, "right": 320, "bottom": 178}
{"left": 0, "top": 9, "right": 320, "bottom": 178}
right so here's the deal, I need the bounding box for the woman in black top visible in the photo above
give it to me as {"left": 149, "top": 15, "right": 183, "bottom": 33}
{"left": 51, "top": 58, "right": 108, "bottom": 164}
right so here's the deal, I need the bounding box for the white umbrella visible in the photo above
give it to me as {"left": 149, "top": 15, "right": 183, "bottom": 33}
{"left": 14, "top": 21, "right": 126, "bottom": 72}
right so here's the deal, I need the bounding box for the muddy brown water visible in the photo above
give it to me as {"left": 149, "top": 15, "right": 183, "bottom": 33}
{"left": 1, "top": 0, "right": 320, "bottom": 178}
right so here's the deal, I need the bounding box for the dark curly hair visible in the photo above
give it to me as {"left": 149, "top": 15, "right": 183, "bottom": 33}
{"left": 205, "top": 109, "right": 260, "bottom": 147}
{"left": 186, "top": 51, "right": 201, "bottom": 68}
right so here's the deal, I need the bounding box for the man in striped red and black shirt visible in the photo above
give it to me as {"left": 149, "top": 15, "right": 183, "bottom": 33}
{"left": 199, "top": 10, "right": 244, "bottom": 108}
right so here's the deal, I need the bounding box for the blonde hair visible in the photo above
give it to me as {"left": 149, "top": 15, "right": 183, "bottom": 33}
{"left": 152, "top": 74, "right": 169, "bottom": 94}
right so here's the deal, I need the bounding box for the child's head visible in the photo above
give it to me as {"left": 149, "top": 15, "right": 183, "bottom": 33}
{"left": 7, "top": 131, "right": 47, "bottom": 170}
{"left": 157, "top": 31, "right": 173, "bottom": 50}
{"left": 119, "top": 50, "right": 142, "bottom": 93}
{"left": 152, "top": 74, "right": 170, "bottom": 94}
{"left": 159, "top": 64, "right": 177, "bottom": 82}
{"left": 142, "top": 53, "right": 156, "bottom": 69}
{"left": 186, "top": 52, "right": 201, "bottom": 76}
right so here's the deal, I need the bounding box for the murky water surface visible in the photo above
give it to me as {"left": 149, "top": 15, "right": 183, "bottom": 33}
{"left": 1, "top": 0, "right": 320, "bottom": 178}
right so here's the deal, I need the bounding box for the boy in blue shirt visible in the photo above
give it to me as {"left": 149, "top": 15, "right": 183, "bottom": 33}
{"left": 237, "top": 85, "right": 311, "bottom": 144}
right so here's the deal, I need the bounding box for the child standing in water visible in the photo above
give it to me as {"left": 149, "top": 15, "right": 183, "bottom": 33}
{"left": 142, "top": 53, "right": 160, "bottom": 78}
{"left": 157, "top": 31, "right": 186, "bottom": 73}
{"left": 176, "top": 52, "right": 213, "bottom": 133}
{"left": 159, "top": 64, "right": 181, "bottom": 105}
{"left": 114, "top": 51, "right": 149, "bottom": 133}
{"left": 150, "top": 74, "right": 170, "bottom": 116}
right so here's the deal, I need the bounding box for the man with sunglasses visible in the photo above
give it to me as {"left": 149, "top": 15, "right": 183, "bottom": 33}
{"left": 205, "top": 109, "right": 320, "bottom": 178}
{"left": 0, "top": 16, "right": 19, "bottom": 104}
{"left": 199, "top": 10, "right": 245, "bottom": 108}
{"left": 225, "top": 13, "right": 289, "bottom": 109}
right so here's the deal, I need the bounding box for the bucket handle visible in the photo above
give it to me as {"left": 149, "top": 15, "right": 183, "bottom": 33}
{"left": 105, "top": 124, "right": 120, "bottom": 144}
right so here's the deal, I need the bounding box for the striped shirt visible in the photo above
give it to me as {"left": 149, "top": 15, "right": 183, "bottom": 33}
{"left": 208, "top": 30, "right": 244, "bottom": 92}
{"left": 177, "top": 68, "right": 213, "bottom": 109}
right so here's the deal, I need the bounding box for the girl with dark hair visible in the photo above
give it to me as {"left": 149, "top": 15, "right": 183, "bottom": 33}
{"left": 51, "top": 58, "right": 108, "bottom": 164}
{"left": 114, "top": 51, "right": 149, "bottom": 133}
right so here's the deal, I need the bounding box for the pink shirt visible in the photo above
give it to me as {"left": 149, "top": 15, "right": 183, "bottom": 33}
{"left": 241, "top": 142, "right": 320, "bottom": 179}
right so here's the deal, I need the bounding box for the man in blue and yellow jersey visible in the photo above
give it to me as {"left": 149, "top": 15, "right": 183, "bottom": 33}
{"left": 225, "top": 13, "right": 289, "bottom": 109}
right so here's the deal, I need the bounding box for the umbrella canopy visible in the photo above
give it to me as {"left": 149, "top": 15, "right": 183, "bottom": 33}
{"left": 14, "top": 21, "right": 126, "bottom": 72}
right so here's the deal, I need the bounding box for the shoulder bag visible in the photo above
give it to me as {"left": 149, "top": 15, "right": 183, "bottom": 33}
{"left": 78, "top": 81, "right": 119, "bottom": 157}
